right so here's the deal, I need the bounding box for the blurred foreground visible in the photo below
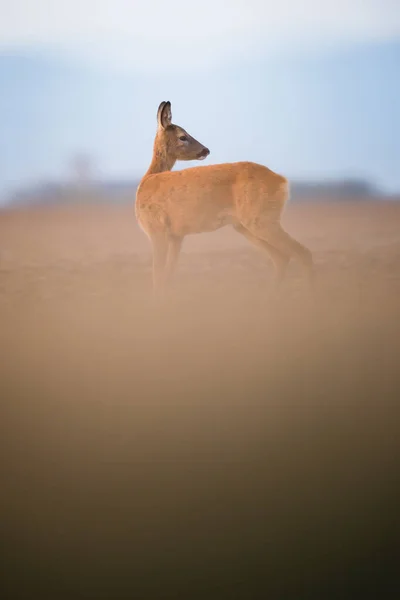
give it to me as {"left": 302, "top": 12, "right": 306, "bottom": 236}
{"left": 1, "top": 200, "right": 399, "bottom": 598}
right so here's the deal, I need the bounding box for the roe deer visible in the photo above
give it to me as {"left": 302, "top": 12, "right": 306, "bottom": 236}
{"left": 135, "top": 101, "right": 313, "bottom": 295}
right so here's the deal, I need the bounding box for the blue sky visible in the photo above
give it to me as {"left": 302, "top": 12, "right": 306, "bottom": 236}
{"left": 0, "top": 1, "right": 399, "bottom": 203}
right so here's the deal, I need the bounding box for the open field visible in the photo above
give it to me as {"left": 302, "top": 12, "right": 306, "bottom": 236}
{"left": 1, "top": 199, "right": 400, "bottom": 598}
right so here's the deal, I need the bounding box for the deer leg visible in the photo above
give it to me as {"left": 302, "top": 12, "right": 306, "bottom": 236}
{"left": 233, "top": 224, "right": 289, "bottom": 285}
{"left": 164, "top": 235, "right": 183, "bottom": 287}
{"left": 248, "top": 220, "right": 314, "bottom": 286}
{"left": 151, "top": 234, "right": 168, "bottom": 297}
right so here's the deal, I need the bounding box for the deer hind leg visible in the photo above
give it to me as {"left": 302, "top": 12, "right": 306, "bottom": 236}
{"left": 233, "top": 224, "right": 289, "bottom": 285}
{"left": 248, "top": 220, "right": 314, "bottom": 285}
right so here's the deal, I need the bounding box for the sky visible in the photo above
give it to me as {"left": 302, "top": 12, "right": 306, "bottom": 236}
{"left": 1, "top": 1, "right": 400, "bottom": 71}
{"left": 0, "top": 1, "right": 399, "bottom": 202}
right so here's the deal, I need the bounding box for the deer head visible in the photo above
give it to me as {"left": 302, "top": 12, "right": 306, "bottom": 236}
{"left": 155, "top": 101, "right": 210, "bottom": 163}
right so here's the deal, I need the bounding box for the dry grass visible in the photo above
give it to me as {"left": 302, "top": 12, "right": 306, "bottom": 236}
{"left": 1, "top": 200, "right": 399, "bottom": 599}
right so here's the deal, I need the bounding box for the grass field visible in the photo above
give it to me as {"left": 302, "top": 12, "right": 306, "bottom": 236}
{"left": 1, "top": 199, "right": 399, "bottom": 598}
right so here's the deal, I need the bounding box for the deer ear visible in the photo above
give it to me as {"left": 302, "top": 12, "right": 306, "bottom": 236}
{"left": 157, "top": 101, "right": 172, "bottom": 129}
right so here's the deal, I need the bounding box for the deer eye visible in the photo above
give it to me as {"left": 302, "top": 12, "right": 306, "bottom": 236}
{"left": 179, "top": 135, "right": 188, "bottom": 142}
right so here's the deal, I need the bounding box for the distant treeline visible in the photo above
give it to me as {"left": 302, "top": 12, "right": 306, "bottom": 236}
{"left": 3, "top": 178, "right": 389, "bottom": 208}
{"left": 291, "top": 179, "right": 379, "bottom": 201}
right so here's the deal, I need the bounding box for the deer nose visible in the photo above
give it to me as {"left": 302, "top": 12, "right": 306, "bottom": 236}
{"left": 201, "top": 148, "right": 210, "bottom": 157}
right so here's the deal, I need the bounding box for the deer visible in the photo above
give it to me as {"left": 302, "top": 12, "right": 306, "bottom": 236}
{"left": 135, "top": 101, "right": 314, "bottom": 296}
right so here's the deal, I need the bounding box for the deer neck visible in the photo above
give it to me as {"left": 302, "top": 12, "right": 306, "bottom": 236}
{"left": 145, "top": 139, "right": 176, "bottom": 176}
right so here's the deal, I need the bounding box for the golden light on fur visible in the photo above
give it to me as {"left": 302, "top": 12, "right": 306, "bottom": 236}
{"left": 135, "top": 101, "right": 314, "bottom": 295}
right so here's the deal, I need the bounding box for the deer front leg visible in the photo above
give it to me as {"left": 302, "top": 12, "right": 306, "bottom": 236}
{"left": 151, "top": 234, "right": 168, "bottom": 298}
{"left": 164, "top": 235, "right": 183, "bottom": 287}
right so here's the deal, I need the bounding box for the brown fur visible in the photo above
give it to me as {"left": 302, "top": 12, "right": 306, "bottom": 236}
{"left": 135, "top": 101, "right": 313, "bottom": 294}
